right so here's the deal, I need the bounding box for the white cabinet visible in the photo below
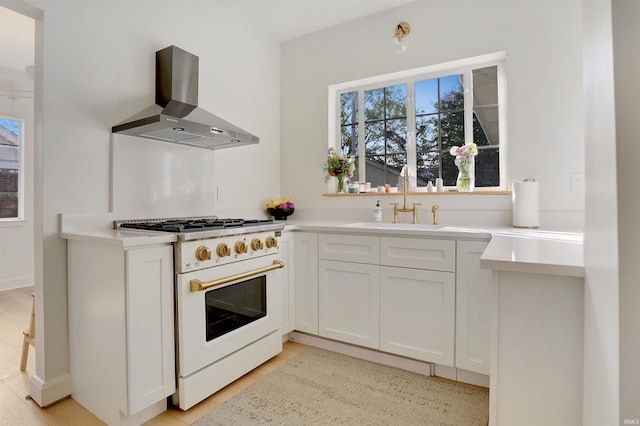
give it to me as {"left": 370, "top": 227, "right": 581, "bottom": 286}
{"left": 319, "top": 233, "right": 379, "bottom": 264}
{"left": 314, "top": 234, "right": 456, "bottom": 366}
{"left": 379, "top": 236, "right": 456, "bottom": 366}
{"left": 125, "top": 247, "right": 176, "bottom": 415}
{"left": 319, "top": 260, "right": 380, "bottom": 348}
{"left": 293, "top": 231, "right": 484, "bottom": 377}
{"left": 318, "top": 234, "right": 380, "bottom": 348}
{"left": 490, "top": 271, "right": 583, "bottom": 426}
{"left": 67, "top": 240, "right": 175, "bottom": 426}
{"left": 280, "top": 231, "right": 295, "bottom": 335}
{"left": 293, "top": 232, "right": 319, "bottom": 334}
{"left": 456, "top": 240, "right": 492, "bottom": 375}
{"left": 380, "top": 237, "right": 455, "bottom": 271}
{"left": 380, "top": 266, "right": 455, "bottom": 366}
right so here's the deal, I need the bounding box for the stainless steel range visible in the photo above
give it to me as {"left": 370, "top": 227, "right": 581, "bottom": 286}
{"left": 115, "top": 216, "right": 286, "bottom": 410}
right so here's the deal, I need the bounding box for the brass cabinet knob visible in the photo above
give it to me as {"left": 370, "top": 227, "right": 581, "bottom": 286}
{"left": 234, "top": 240, "right": 248, "bottom": 254}
{"left": 195, "top": 246, "right": 212, "bottom": 261}
{"left": 216, "top": 243, "right": 231, "bottom": 257}
{"left": 251, "top": 238, "right": 264, "bottom": 251}
{"left": 265, "top": 236, "right": 278, "bottom": 249}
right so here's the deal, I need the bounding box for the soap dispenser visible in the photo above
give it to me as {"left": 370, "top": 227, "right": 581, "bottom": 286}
{"left": 373, "top": 200, "right": 383, "bottom": 222}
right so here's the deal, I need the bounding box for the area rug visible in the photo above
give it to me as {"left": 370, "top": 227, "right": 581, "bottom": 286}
{"left": 192, "top": 347, "right": 489, "bottom": 425}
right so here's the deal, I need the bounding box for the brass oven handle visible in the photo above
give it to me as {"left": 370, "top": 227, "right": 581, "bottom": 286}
{"left": 189, "top": 260, "right": 285, "bottom": 292}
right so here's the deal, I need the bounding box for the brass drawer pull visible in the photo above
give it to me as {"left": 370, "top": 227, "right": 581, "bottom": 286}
{"left": 190, "top": 260, "right": 284, "bottom": 292}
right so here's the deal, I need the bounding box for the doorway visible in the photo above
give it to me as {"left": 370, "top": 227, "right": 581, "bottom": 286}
{"left": 0, "top": 4, "right": 35, "bottom": 291}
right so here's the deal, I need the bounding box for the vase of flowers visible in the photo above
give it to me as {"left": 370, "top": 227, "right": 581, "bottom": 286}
{"left": 449, "top": 143, "right": 478, "bottom": 192}
{"left": 323, "top": 147, "right": 355, "bottom": 193}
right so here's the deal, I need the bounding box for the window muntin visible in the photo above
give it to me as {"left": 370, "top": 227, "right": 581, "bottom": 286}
{"left": 415, "top": 74, "right": 465, "bottom": 186}
{"left": 472, "top": 66, "right": 500, "bottom": 187}
{"left": 340, "top": 91, "right": 359, "bottom": 181}
{"left": 0, "top": 118, "right": 23, "bottom": 220}
{"left": 333, "top": 55, "right": 505, "bottom": 191}
{"left": 364, "top": 84, "right": 407, "bottom": 187}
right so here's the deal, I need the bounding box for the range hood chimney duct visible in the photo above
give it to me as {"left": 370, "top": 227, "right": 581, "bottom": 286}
{"left": 112, "top": 45, "right": 259, "bottom": 150}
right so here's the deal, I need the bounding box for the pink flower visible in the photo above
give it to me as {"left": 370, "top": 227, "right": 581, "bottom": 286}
{"left": 449, "top": 143, "right": 478, "bottom": 165}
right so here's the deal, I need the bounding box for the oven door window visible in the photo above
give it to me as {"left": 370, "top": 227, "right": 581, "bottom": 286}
{"left": 205, "top": 275, "right": 267, "bottom": 341}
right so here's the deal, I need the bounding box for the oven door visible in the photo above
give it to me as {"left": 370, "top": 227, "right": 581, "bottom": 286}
{"left": 175, "top": 253, "right": 283, "bottom": 377}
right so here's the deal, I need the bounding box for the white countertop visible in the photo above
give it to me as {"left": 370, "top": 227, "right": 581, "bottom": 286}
{"left": 479, "top": 230, "right": 584, "bottom": 277}
{"left": 60, "top": 229, "right": 177, "bottom": 248}
{"left": 59, "top": 216, "right": 584, "bottom": 277}
{"left": 282, "top": 219, "right": 584, "bottom": 278}
{"left": 281, "top": 219, "right": 493, "bottom": 240}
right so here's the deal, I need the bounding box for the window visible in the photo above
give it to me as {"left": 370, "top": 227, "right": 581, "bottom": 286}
{"left": 0, "top": 117, "right": 23, "bottom": 220}
{"left": 333, "top": 53, "right": 506, "bottom": 190}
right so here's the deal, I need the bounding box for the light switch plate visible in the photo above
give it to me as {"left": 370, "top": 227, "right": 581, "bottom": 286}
{"left": 217, "top": 186, "right": 225, "bottom": 202}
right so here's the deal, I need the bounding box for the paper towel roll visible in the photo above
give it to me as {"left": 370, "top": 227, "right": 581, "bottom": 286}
{"left": 512, "top": 180, "right": 540, "bottom": 228}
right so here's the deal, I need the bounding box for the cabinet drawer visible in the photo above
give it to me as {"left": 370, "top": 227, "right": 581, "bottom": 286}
{"left": 380, "top": 237, "right": 455, "bottom": 271}
{"left": 318, "top": 234, "right": 379, "bottom": 264}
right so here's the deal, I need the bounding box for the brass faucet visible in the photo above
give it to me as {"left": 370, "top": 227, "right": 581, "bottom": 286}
{"left": 390, "top": 167, "right": 421, "bottom": 224}
{"left": 431, "top": 204, "right": 439, "bottom": 225}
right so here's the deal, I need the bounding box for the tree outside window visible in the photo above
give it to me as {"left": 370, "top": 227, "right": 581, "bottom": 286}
{"left": 363, "top": 84, "right": 407, "bottom": 187}
{"left": 335, "top": 60, "right": 503, "bottom": 190}
{"left": 416, "top": 74, "right": 465, "bottom": 186}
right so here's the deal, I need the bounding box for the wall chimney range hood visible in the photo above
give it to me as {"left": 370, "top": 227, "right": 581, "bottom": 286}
{"left": 112, "top": 45, "right": 259, "bottom": 149}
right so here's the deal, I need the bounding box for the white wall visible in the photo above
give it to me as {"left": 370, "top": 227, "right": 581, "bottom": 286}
{"left": 280, "top": 0, "right": 585, "bottom": 228}
{"left": 6, "top": 0, "right": 281, "bottom": 406}
{"left": 582, "top": 0, "right": 620, "bottom": 424}
{"left": 613, "top": 0, "right": 640, "bottom": 420}
{"left": 581, "top": 1, "right": 640, "bottom": 423}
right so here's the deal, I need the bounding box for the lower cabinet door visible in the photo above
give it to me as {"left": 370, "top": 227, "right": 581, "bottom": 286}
{"left": 294, "top": 232, "right": 319, "bottom": 335}
{"left": 280, "top": 232, "right": 295, "bottom": 335}
{"left": 379, "top": 266, "right": 455, "bottom": 366}
{"left": 125, "top": 245, "right": 175, "bottom": 415}
{"left": 318, "top": 260, "right": 380, "bottom": 349}
{"left": 455, "top": 240, "right": 491, "bottom": 375}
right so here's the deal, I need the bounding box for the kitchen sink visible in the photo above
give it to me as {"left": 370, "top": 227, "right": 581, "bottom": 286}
{"left": 343, "top": 222, "right": 445, "bottom": 230}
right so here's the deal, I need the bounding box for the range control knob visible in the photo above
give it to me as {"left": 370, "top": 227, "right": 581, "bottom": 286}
{"left": 265, "top": 236, "right": 278, "bottom": 249}
{"left": 251, "top": 238, "right": 264, "bottom": 251}
{"left": 195, "top": 246, "right": 212, "bottom": 261}
{"left": 216, "top": 242, "right": 231, "bottom": 257}
{"left": 234, "top": 240, "right": 248, "bottom": 254}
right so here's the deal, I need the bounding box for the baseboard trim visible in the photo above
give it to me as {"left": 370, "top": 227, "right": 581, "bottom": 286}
{"left": 287, "top": 331, "right": 432, "bottom": 377}
{"left": 29, "top": 373, "right": 72, "bottom": 407}
{"left": 0, "top": 276, "right": 34, "bottom": 291}
{"left": 120, "top": 400, "right": 167, "bottom": 426}
{"left": 457, "top": 367, "right": 491, "bottom": 388}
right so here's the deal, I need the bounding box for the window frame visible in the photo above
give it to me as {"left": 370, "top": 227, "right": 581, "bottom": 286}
{"left": 328, "top": 52, "right": 507, "bottom": 192}
{"left": 0, "top": 116, "right": 25, "bottom": 222}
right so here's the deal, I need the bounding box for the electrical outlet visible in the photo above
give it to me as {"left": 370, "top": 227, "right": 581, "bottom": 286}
{"left": 217, "top": 186, "right": 225, "bottom": 202}
{"left": 570, "top": 173, "right": 585, "bottom": 192}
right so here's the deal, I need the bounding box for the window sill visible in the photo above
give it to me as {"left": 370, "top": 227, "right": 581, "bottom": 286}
{"left": 0, "top": 219, "right": 27, "bottom": 227}
{"left": 323, "top": 191, "right": 511, "bottom": 197}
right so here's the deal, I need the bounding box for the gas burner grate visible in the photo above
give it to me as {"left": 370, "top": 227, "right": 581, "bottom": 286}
{"left": 115, "top": 216, "right": 274, "bottom": 233}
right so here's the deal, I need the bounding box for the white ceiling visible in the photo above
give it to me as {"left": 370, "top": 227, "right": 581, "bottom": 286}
{"left": 216, "top": 0, "right": 419, "bottom": 42}
{"left": 0, "top": 0, "right": 418, "bottom": 92}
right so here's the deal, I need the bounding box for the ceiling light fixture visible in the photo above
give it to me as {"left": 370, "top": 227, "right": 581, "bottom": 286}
{"left": 392, "top": 21, "right": 411, "bottom": 54}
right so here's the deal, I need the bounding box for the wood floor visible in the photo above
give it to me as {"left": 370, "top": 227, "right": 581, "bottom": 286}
{"left": 0, "top": 286, "right": 307, "bottom": 425}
